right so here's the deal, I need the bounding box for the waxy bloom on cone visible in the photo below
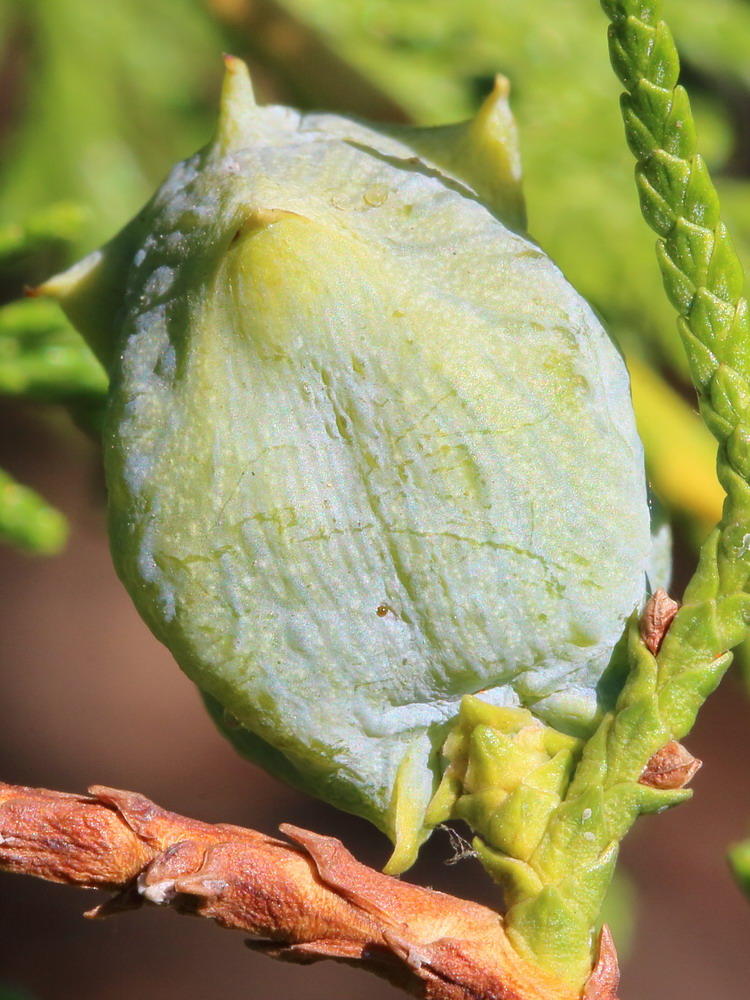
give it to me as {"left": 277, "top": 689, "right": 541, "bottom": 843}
{"left": 42, "top": 58, "right": 654, "bottom": 871}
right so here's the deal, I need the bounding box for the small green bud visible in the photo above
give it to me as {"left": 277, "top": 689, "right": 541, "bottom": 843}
{"left": 428, "top": 696, "right": 582, "bottom": 873}
{"left": 43, "top": 58, "right": 653, "bottom": 871}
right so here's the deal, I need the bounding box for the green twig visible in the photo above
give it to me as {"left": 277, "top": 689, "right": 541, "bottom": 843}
{"left": 0, "top": 203, "right": 89, "bottom": 262}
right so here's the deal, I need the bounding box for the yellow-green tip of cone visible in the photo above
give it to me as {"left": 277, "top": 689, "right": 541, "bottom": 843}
{"left": 215, "top": 55, "right": 257, "bottom": 155}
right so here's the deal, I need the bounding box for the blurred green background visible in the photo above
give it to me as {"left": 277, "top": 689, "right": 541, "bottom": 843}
{"left": 1, "top": 2, "right": 749, "bottom": 998}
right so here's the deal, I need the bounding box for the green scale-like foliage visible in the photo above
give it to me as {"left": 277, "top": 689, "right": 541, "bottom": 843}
{"left": 0, "top": 205, "right": 107, "bottom": 554}
{"left": 0, "top": 297, "right": 106, "bottom": 404}
{"left": 599, "top": 1, "right": 750, "bottom": 650}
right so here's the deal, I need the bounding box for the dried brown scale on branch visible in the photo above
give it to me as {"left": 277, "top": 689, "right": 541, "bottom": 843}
{"left": 582, "top": 927, "right": 620, "bottom": 1000}
{"left": 639, "top": 740, "right": 702, "bottom": 791}
{"left": 639, "top": 587, "right": 680, "bottom": 656}
{"left": 0, "top": 781, "right": 619, "bottom": 1000}
{"left": 637, "top": 592, "right": 702, "bottom": 793}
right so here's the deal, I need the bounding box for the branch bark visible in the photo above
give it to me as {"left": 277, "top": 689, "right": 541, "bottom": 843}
{"left": 0, "top": 781, "right": 618, "bottom": 1000}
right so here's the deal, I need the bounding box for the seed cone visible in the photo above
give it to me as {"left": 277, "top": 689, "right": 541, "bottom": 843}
{"left": 42, "top": 57, "right": 653, "bottom": 871}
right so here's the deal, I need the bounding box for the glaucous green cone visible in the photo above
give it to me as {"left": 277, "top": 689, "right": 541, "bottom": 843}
{"left": 43, "top": 58, "right": 653, "bottom": 871}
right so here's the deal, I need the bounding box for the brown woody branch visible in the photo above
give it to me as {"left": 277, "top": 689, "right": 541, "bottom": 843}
{"left": 0, "top": 781, "right": 618, "bottom": 1000}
